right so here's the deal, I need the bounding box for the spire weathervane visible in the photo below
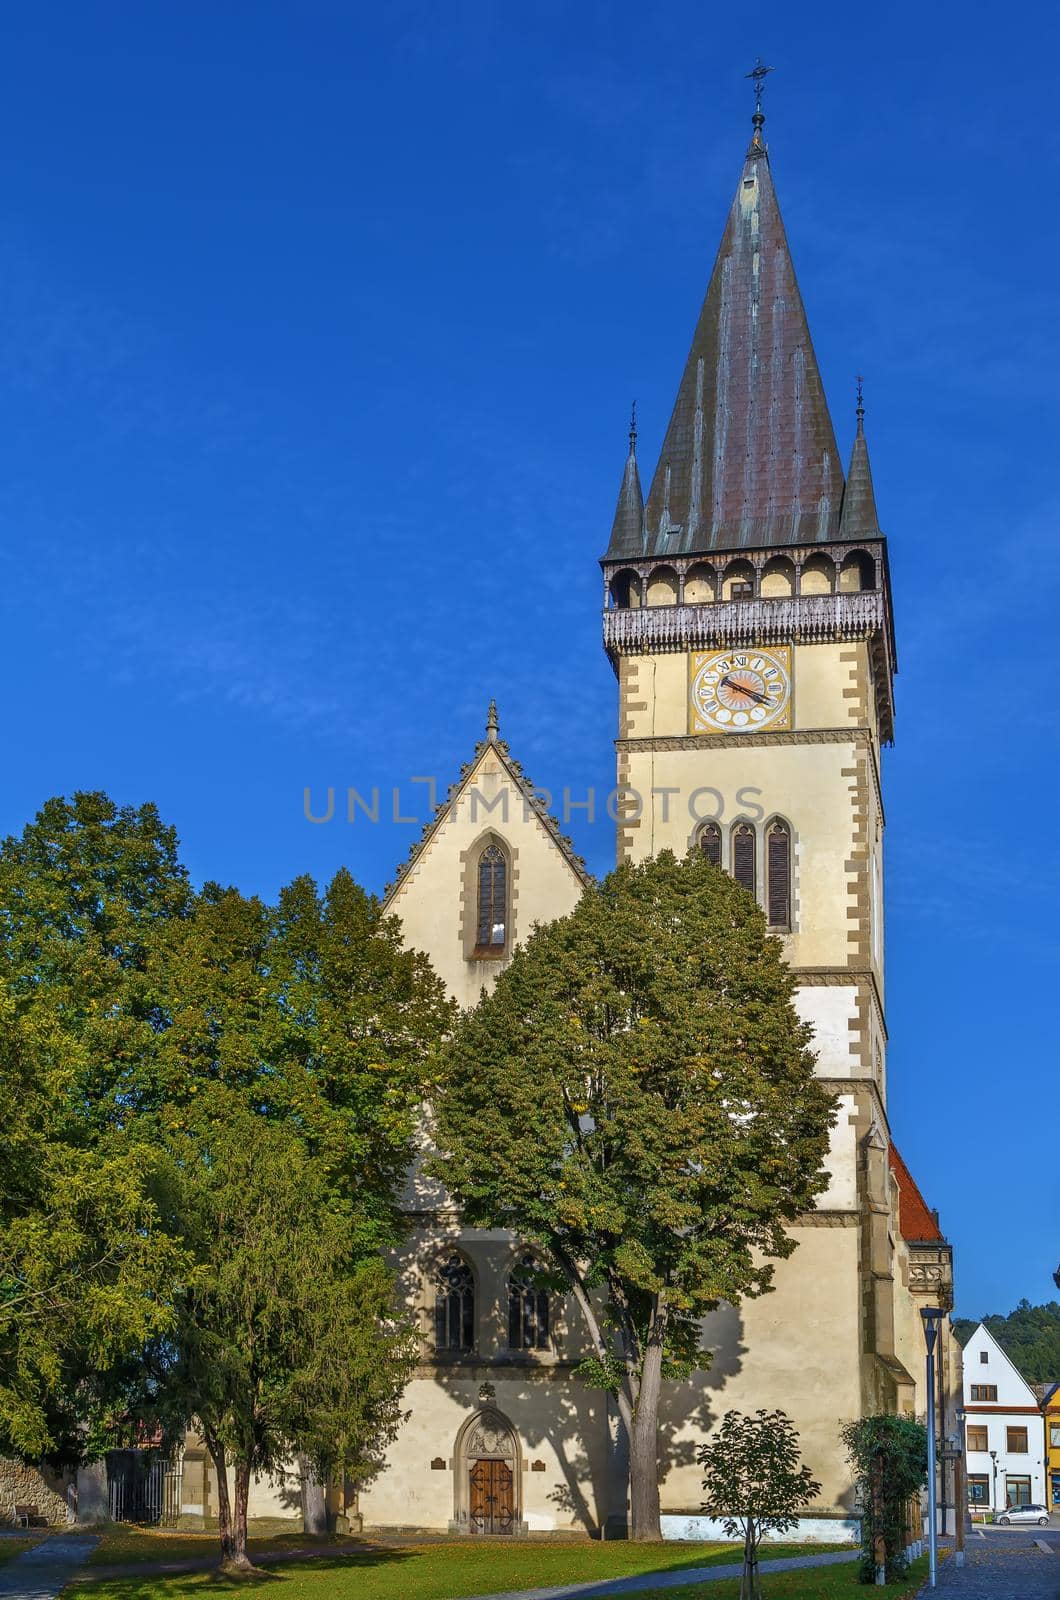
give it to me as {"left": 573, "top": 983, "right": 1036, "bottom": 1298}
{"left": 746, "top": 57, "right": 773, "bottom": 122}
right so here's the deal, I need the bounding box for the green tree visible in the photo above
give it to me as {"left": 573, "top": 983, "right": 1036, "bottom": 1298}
{"left": 698, "top": 1409, "right": 822, "bottom": 1600}
{"left": 0, "top": 983, "right": 185, "bottom": 1458}
{"left": 431, "top": 849, "right": 835, "bottom": 1540}
{"left": 841, "top": 1415, "right": 927, "bottom": 1583}
{"left": 146, "top": 1100, "right": 417, "bottom": 1573}
{"left": 0, "top": 794, "right": 191, "bottom": 1456}
{"left": 133, "top": 878, "right": 453, "bottom": 1570}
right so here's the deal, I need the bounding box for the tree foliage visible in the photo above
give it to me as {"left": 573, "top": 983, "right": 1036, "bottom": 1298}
{"left": 698, "top": 1409, "right": 821, "bottom": 1600}
{"left": 431, "top": 849, "right": 836, "bottom": 1539}
{"left": 0, "top": 793, "right": 454, "bottom": 1567}
{"left": 952, "top": 1300, "right": 1060, "bottom": 1385}
{"left": 841, "top": 1414, "right": 927, "bottom": 1583}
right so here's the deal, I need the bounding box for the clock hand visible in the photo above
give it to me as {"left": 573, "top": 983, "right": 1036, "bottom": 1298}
{"left": 720, "top": 675, "right": 774, "bottom": 708}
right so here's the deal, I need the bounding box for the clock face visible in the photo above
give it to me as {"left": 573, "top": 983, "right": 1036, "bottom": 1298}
{"left": 689, "top": 647, "right": 793, "bottom": 734}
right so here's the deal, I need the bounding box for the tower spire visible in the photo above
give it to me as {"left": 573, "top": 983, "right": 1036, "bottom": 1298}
{"left": 606, "top": 403, "right": 646, "bottom": 558}
{"left": 609, "top": 104, "right": 843, "bottom": 559}
{"left": 486, "top": 698, "right": 499, "bottom": 740}
{"left": 840, "top": 376, "right": 881, "bottom": 538}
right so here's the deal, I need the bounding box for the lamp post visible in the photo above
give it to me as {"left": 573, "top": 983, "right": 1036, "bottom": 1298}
{"left": 989, "top": 1449, "right": 997, "bottom": 1516}
{"left": 953, "top": 1404, "right": 966, "bottom": 1568}
{"left": 921, "top": 1307, "right": 943, "bottom": 1589}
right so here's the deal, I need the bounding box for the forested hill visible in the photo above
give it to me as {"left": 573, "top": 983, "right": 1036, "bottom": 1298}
{"left": 953, "top": 1300, "right": 1060, "bottom": 1385}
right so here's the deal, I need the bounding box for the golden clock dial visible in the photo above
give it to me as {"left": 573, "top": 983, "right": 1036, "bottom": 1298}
{"left": 689, "top": 648, "right": 792, "bottom": 734}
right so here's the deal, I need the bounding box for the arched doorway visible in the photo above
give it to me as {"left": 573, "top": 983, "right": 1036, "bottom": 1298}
{"left": 452, "top": 1408, "right": 524, "bottom": 1535}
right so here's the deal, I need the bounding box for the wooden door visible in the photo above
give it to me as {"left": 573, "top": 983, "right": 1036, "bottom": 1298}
{"left": 469, "top": 1458, "right": 513, "bottom": 1534}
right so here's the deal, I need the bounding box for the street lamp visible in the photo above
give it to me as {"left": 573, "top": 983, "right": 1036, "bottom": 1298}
{"left": 953, "top": 1403, "right": 966, "bottom": 1568}
{"left": 921, "top": 1307, "right": 943, "bottom": 1589}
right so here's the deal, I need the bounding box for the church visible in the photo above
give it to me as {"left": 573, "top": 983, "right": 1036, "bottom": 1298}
{"left": 346, "top": 98, "right": 963, "bottom": 1540}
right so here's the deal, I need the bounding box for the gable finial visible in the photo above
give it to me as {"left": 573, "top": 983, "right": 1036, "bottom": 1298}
{"left": 628, "top": 400, "right": 637, "bottom": 457}
{"left": 486, "top": 698, "right": 499, "bottom": 740}
{"left": 855, "top": 373, "right": 865, "bottom": 435}
{"left": 745, "top": 57, "right": 774, "bottom": 151}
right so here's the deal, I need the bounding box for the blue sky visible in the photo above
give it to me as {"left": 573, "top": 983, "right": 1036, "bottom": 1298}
{"left": 1, "top": 2, "right": 1056, "bottom": 1322}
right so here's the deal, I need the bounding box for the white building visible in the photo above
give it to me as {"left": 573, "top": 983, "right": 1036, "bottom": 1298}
{"left": 962, "top": 1324, "right": 1046, "bottom": 1514}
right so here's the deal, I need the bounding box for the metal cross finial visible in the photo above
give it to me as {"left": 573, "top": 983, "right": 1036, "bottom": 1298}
{"left": 745, "top": 57, "right": 774, "bottom": 121}
{"left": 629, "top": 400, "right": 637, "bottom": 455}
{"left": 486, "top": 698, "right": 499, "bottom": 737}
{"left": 855, "top": 374, "right": 865, "bottom": 431}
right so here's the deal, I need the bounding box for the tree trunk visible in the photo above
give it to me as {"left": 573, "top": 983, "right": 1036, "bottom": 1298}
{"left": 741, "top": 1525, "right": 762, "bottom": 1600}
{"left": 203, "top": 1431, "right": 234, "bottom": 1568}
{"left": 229, "top": 1459, "right": 253, "bottom": 1572}
{"left": 299, "top": 1455, "right": 329, "bottom": 1536}
{"left": 628, "top": 1301, "right": 665, "bottom": 1541}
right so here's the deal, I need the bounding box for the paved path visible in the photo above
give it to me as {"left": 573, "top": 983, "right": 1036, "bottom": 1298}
{"left": 927, "top": 1535, "right": 1058, "bottom": 1598}
{"left": 0, "top": 1536, "right": 98, "bottom": 1600}
{"left": 457, "top": 1549, "right": 859, "bottom": 1600}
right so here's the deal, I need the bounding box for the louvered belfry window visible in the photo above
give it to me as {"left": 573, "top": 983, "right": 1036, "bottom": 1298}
{"left": 698, "top": 821, "right": 722, "bottom": 867}
{"left": 767, "top": 820, "right": 792, "bottom": 930}
{"left": 476, "top": 843, "right": 507, "bottom": 951}
{"left": 732, "top": 823, "right": 756, "bottom": 895}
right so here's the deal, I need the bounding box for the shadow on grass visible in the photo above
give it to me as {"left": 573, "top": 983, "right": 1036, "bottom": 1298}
{"left": 73, "top": 1542, "right": 414, "bottom": 1595}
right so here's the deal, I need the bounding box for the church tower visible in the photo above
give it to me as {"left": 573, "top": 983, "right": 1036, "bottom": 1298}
{"left": 600, "top": 97, "right": 924, "bottom": 1437}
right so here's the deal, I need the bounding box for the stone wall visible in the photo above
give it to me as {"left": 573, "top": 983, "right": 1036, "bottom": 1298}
{"left": 0, "top": 1457, "right": 73, "bottom": 1525}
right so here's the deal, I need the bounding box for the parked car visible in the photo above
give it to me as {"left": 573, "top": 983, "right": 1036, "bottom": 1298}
{"left": 996, "top": 1503, "right": 1050, "bottom": 1526}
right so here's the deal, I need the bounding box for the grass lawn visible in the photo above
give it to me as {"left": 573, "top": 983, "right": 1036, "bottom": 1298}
{"left": 631, "top": 1556, "right": 929, "bottom": 1599}
{"left": 67, "top": 1537, "right": 858, "bottom": 1598}
{"left": 86, "top": 1529, "right": 350, "bottom": 1566}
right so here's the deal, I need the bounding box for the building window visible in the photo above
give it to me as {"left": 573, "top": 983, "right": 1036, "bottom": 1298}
{"left": 1050, "top": 1423, "right": 1060, "bottom": 1449}
{"left": 698, "top": 821, "right": 722, "bottom": 867}
{"left": 970, "top": 1385, "right": 998, "bottom": 1402}
{"left": 1006, "top": 1476, "right": 1031, "bottom": 1508}
{"left": 1051, "top": 1470, "right": 1060, "bottom": 1507}
{"left": 732, "top": 581, "right": 754, "bottom": 602}
{"left": 732, "top": 823, "right": 756, "bottom": 895}
{"left": 476, "top": 844, "right": 507, "bottom": 955}
{"left": 507, "top": 1255, "right": 550, "bottom": 1351}
{"left": 966, "top": 1425, "right": 988, "bottom": 1453}
{"left": 980, "top": 1349, "right": 989, "bottom": 1363}
{"left": 1007, "top": 1427, "right": 1029, "bottom": 1454}
{"left": 967, "top": 1475, "right": 990, "bottom": 1506}
{"left": 766, "top": 819, "right": 791, "bottom": 930}
{"left": 434, "top": 1254, "right": 474, "bottom": 1353}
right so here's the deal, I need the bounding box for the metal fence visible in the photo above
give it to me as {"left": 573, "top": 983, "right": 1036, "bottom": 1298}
{"left": 107, "top": 1449, "right": 183, "bottom": 1526}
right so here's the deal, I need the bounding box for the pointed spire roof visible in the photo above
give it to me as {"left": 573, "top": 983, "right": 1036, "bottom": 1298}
{"left": 839, "top": 379, "right": 882, "bottom": 539}
{"left": 611, "top": 112, "right": 844, "bottom": 559}
{"left": 607, "top": 404, "right": 645, "bottom": 559}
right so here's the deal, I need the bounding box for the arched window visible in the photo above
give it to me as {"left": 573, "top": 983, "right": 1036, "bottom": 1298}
{"left": 508, "top": 1255, "right": 550, "bottom": 1351}
{"left": 732, "top": 823, "right": 756, "bottom": 895}
{"left": 766, "top": 820, "right": 792, "bottom": 930}
{"left": 435, "top": 1253, "right": 475, "bottom": 1352}
{"left": 476, "top": 843, "right": 507, "bottom": 954}
{"left": 698, "top": 820, "right": 722, "bottom": 867}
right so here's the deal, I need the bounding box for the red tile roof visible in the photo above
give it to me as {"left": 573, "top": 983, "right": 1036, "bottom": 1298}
{"left": 888, "top": 1143, "right": 942, "bottom": 1242}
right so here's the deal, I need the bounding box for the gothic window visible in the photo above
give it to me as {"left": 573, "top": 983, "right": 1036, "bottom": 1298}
{"left": 508, "top": 1255, "right": 549, "bottom": 1351}
{"left": 732, "top": 823, "right": 756, "bottom": 895}
{"left": 476, "top": 843, "right": 507, "bottom": 954}
{"left": 698, "top": 821, "right": 722, "bottom": 867}
{"left": 766, "top": 819, "right": 792, "bottom": 930}
{"left": 434, "top": 1253, "right": 475, "bottom": 1352}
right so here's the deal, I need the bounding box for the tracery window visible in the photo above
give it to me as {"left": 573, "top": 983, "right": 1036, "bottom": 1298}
{"left": 434, "top": 1253, "right": 475, "bottom": 1352}
{"left": 507, "top": 1255, "right": 550, "bottom": 1351}
{"left": 732, "top": 822, "right": 756, "bottom": 895}
{"left": 766, "top": 819, "right": 792, "bottom": 930}
{"left": 476, "top": 843, "right": 507, "bottom": 953}
{"left": 698, "top": 821, "right": 722, "bottom": 867}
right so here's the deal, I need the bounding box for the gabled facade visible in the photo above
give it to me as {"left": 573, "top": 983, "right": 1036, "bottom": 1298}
{"left": 962, "top": 1324, "right": 1046, "bottom": 1513}
{"left": 1043, "top": 1383, "right": 1060, "bottom": 1510}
